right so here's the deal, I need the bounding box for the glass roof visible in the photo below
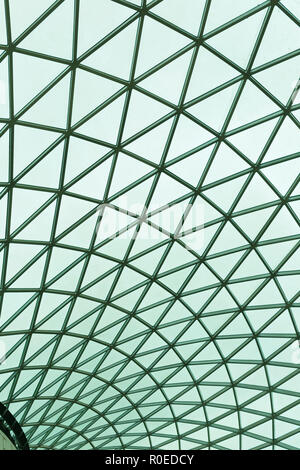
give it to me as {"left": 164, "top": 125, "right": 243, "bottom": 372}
{"left": 0, "top": 0, "right": 299, "bottom": 451}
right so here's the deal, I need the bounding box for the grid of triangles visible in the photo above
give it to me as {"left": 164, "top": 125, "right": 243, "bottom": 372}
{"left": 0, "top": 0, "right": 299, "bottom": 451}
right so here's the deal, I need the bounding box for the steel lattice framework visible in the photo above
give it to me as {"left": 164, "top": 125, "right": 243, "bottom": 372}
{"left": 0, "top": 401, "right": 29, "bottom": 449}
{"left": 0, "top": 0, "right": 299, "bottom": 451}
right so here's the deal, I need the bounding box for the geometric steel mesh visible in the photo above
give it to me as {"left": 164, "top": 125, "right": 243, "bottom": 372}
{"left": 0, "top": 0, "right": 299, "bottom": 450}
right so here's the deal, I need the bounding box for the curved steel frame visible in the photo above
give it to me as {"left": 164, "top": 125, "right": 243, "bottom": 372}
{"left": 0, "top": 402, "right": 29, "bottom": 450}
{"left": 0, "top": 0, "right": 299, "bottom": 451}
